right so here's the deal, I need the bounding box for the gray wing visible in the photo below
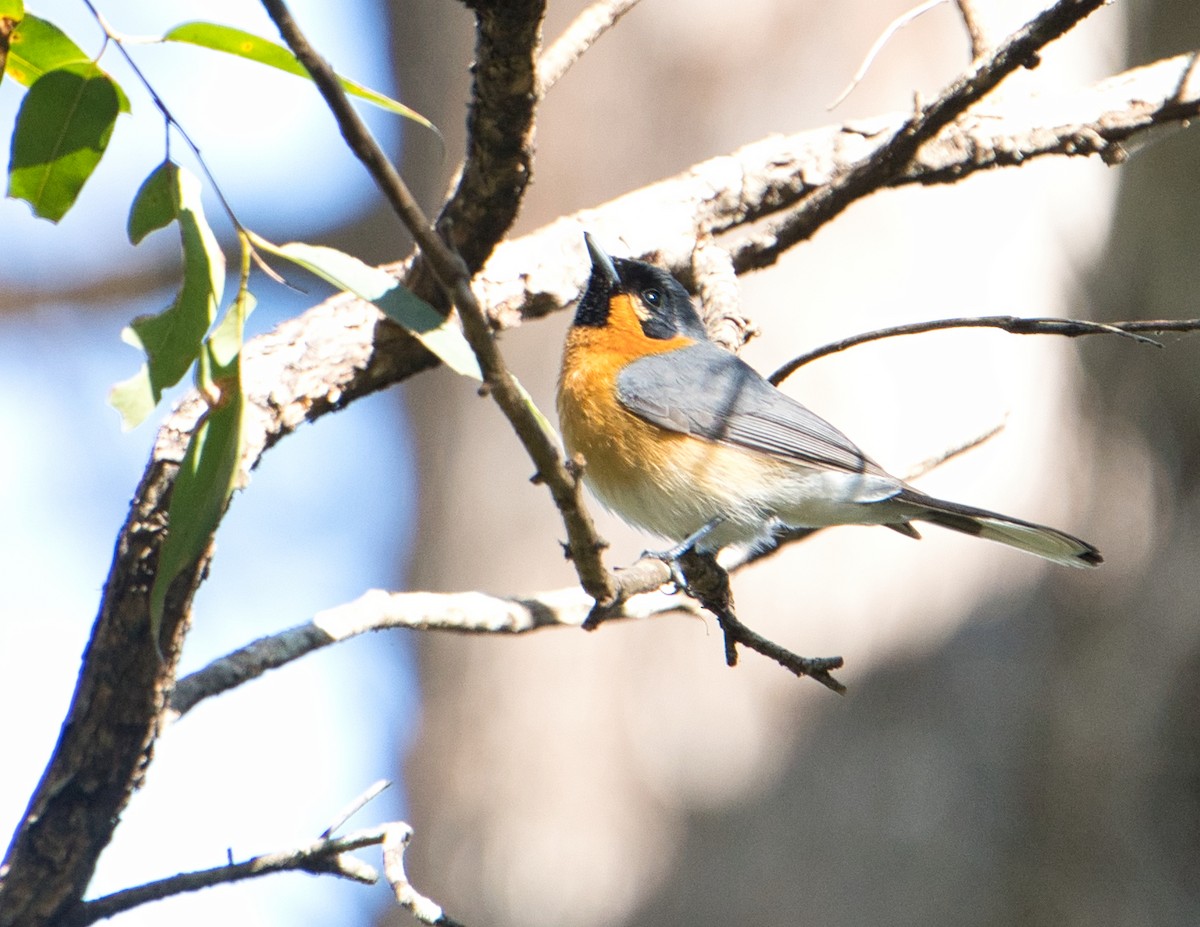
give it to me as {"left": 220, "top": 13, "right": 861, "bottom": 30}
{"left": 616, "top": 341, "right": 891, "bottom": 477}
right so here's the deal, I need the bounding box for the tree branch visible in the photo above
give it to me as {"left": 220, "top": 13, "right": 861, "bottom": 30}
{"left": 768, "top": 316, "right": 1198, "bottom": 385}
{"left": 382, "top": 826, "right": 467, "bottom": 927}
{"left": 60, "top": 823, "right": 430, "bottom": 927}
{"left": 955, "top": 0, "right": 992, "bottom": 59}
{"left": 168, "top": 587, "right": 696, "bottom": 721}
{"left": 58, "top": 784, "right": 456, "bottom": 926}
{"left": 675, "top": 550, "right": 846, "bottom": 693}
{"left": 736, "top": 0, "right": 1108, "bottom": 273}
{"left": 537, "top": 0, "right": 642, "bottom": 95}
{"left": 475, "top": 50, "right": 1200, "bottom": 324}
{"left": 434, "top": 0, "right": 544, "bottom": 275}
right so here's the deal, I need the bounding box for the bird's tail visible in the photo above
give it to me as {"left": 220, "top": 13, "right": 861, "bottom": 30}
{"left": 894, "top": 489, "right": 1102, "bottom": 568}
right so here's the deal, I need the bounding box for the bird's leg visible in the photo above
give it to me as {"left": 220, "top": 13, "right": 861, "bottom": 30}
{"left": 642, "top": 517, "right": 723, "bottom": 592}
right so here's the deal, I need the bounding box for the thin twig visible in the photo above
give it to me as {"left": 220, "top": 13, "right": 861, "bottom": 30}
{"left": 322, "top": 780, "right": 392, "bottom": 839}
{"left": 676, "top": 549, "right": 846, "bottom": 693}
{"left": 537, "top": 0, "right": 642, "bottom": 95}
{"left": 769, "top": 315, "right": 1188, "bottom": 385}
{"left": 258, "top": 0, "right": 616, "bottom": 606}
{"left": 903, "top": 418, "right": 1006, "bottom": 481}
{"left": 382, "top": 826, "right": 468, "bottom": 927}
{"left": 716, "top": 608, "right": 847, "bottom": 694}
{"left": 828, "top": 0, "right": 948, "bottom": 110}
{"left": 63, "top": 826, "right": 395, "bottom": 927}
{"left": 80, "top": 2, "right": 240, "bottom": 236}
{"left": 955, "top": 0, "right": 991, "bottom": 60}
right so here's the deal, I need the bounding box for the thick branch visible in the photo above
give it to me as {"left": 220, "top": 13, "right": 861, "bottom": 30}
{"left": 437, "top": 0, "right": 544, "bottom": 274}
{"left": 475, "top": 51, "right": 1200, "bottom": 324}
{"left": 0, "top": 458, "right": 200, "bottom": 927}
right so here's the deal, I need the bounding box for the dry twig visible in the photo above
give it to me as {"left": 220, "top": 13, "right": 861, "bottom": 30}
{"left": 828, "top": 0, "right": 949, "bottom": 111}
{"left": 63, "top": 826, "right": 392, "bottom": 927}
{"left": 955, "top": 0, "right": 992, "bottom": 59}
{"left": 537, "top": 0, "right": 642, "bottom": 95}
{"left": 382, "top": 826, "right": 467, "bottom": 927}
{"left": 676, "top": 550, "right": 846, "bottom": 693}
{"left": 58, "top": 784, "right": 458, "bottom": 927}
{"left": 768, "top": 315, "right": 1192, "bottom": 385}
{"left": 168, "top": 587, "right": 694, "bottom": 720}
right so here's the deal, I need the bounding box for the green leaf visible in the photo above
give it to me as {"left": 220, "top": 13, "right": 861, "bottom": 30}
{"left": 110, "top": 163, "right": 226, "bottom": 429}
{"left": 108, "top": 362, "right": 156, "bottom": 432}
{"left": 8, "top": 63, "right": 119, "bottom": 221}
{"left": 5, "top": 14, "right": 81, "bottom": 86}
{"left": 251, "top": 235, "right": 482, "bottom": 380}
{"left": 6, "top": 15, "right": 130, "bottom": 110}
{"left": 147, "top": 388, "right": 243, "bottom": 649}
{"left": 163, "top": 21, "right": 436, "bottom": 131}
{"left": 147, "top": 291, "right": 249, "bottom": 647}
{"left": 513, "top": 376, "right": 559, "bottom": 444}
{"left": 127, "top": 157, "right": 179, "bottom": 244}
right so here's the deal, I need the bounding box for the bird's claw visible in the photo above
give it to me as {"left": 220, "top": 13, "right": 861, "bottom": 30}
{"left": 640, "top": 547, "right": 691, "bottom": 595}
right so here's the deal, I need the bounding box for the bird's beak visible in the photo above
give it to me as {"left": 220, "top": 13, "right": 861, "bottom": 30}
{"left": 584, "top": 232, "right": 618, "bottom": 286}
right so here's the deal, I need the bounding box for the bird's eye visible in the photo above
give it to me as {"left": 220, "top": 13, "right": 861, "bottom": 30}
{"left": 642, "top": 287, "right": 662, "bottom": 307}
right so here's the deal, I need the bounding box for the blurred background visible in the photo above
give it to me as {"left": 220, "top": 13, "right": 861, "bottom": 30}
{"left": 3, "top": 1, "right": 1199, "bottom": 926}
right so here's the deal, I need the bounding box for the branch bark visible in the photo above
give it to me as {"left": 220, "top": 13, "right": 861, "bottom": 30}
{"left": 167, "top": 587, "right": 696, "bottom": 721}
{"left": 62, "top": 824, "right": 415, "bottom": 927}
{"left": 474, "top": 50, "right": 1200, "bottom": 323}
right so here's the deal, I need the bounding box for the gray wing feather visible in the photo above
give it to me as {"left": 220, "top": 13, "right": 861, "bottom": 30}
{"left": 616, "top": 342, "right": 889, "bottom": 477}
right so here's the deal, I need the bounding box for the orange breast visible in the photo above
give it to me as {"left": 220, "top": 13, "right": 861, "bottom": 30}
{"left": 557, "top": 305, "right": 755, "bottom": 540}
{"left": 557, "top": 313, "right": 690, "bottom": 492}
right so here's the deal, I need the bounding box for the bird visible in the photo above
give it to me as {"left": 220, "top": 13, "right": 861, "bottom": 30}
{"left": 556, "top": 233, "right": 1102, "bottom": 569}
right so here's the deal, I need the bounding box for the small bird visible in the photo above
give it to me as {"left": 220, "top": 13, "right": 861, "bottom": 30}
{"left": 557, "top": 234, "right": 1102, "bottom": 569}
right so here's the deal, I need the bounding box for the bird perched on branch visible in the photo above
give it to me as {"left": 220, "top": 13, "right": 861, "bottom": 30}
{"left": 557, "top": 233, "right": 1101, "bottom": 569}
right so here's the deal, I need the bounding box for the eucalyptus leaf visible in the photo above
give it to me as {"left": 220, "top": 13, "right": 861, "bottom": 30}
{"left": 164, "top": 21, "right": 436, "bottom": 131}
{"left": 147, "top": 270, "right": 253, "bottom": 648}
{"left": 252, "top": 235, "right": 482, "bottom": 380}
{"left": 8, "top": 63, "right": 119, "bottom": 221}
{"left": 110, "top": 163, "right": 225, "bottom": 428}
{"left": 5, "top": 15, "right": 130, "bottom": 110}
